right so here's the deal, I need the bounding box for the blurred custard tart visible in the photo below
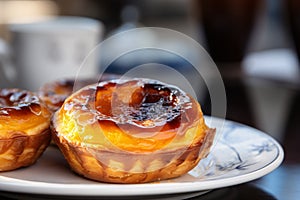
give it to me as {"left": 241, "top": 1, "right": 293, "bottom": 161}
{"left": 51, "top": 79, "right": 216, "bottom": 183}
{"left": 0, "top": 89, "right": 51, "bottom": 171}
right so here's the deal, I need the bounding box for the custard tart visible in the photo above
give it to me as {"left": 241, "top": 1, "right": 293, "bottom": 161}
{"left": 51, "top": 79, "right": 215, "bottom": 183}
{"left": 0, "top": 88, "right": 51, "bottom": 171}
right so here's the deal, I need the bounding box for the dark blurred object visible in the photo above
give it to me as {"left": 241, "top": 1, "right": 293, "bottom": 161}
{"left": 283, "top": 91, "right": 300, "bottom": 163}
{"left": 286, "top": 0, "right": 300, "bottom": 65}
{"left": 193, "top": 0, "right": 260, "bottom": 128}
{"left": 202, "top": 70, "right": 256, "bottom": 128}
{"left": 195, "top": 0, "right": 260, "bottom": 63}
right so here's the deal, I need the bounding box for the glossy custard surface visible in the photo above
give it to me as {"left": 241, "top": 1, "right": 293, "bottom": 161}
{"left": 55, "top": 79, "right": 208, "bottom": 153}
{"left": 0, "top": 89, "right": 51, "bottom": 138}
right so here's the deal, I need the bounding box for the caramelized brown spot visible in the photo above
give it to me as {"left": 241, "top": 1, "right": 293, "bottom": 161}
{"left": 0, "top": 89, "right": 44, "bottom": 117}
{"left": 89, "top": 79, "right": 194, "bottom": 132}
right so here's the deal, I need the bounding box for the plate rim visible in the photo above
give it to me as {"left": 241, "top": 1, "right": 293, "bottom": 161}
{"left": 0, "top": 117, "right": 284, "bottom": 197}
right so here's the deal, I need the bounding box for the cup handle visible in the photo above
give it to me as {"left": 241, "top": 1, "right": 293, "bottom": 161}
{"left": 0, "top": 38, "right": 16, "bottom": 87}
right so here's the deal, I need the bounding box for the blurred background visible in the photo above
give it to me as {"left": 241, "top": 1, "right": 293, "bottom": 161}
{"left": 0, "top": 1, "right": 300, "bottom": 199}
{"left": 0, "top": 0, "right": 299, "bottom": 163}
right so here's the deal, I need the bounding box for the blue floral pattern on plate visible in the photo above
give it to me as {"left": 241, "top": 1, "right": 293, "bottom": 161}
{"left": 188, "top": 117, "right": 282, "bottom": 180}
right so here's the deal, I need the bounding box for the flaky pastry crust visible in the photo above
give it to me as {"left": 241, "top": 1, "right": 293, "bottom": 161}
{"left": 52, "top": 126, "right": 215, "bottom": 183}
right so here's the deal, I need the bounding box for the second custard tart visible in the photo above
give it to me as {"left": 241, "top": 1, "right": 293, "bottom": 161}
{"left": 51, "top": 79, "right": 216, "bottom": 183}
{"left": 0, "top": 89, "right": 51, "bottom": 171}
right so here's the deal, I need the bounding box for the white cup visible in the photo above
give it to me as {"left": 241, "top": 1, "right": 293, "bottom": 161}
{"left": 1, "top": 16, "right": 104, "bottom": 91}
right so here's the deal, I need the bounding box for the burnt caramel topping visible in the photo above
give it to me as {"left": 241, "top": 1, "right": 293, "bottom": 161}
{"left": 96, "top": 80, "right": 192, "bottom": 128}
{"left": 0, "top": 89, "right": 43, "bottom": 116}
{"left": 64, "top": 79, "right": 197, "bottom": 132}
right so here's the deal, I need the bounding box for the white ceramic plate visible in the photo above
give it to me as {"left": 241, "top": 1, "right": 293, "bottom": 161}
{"left": 0, "top": 117, "right": 284, "bottom": 198}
